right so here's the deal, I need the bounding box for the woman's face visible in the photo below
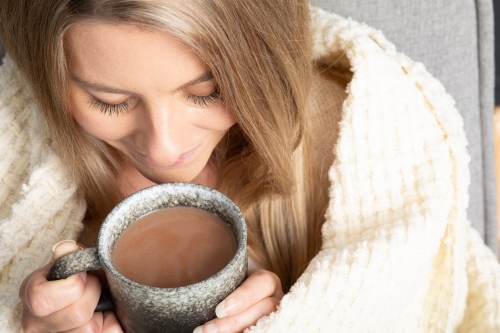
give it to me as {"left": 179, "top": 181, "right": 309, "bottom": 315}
{"left": 64, "top": 21, "right": 236, "bottom": 185}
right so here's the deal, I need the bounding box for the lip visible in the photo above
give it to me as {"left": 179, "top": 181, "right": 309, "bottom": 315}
{"left": 135, "top": 144, "right": 200, "bottom": 168}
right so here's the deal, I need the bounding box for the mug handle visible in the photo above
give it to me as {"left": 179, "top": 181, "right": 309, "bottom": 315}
{"left": 47, "top": 248, "right": 114, "bottom": 312}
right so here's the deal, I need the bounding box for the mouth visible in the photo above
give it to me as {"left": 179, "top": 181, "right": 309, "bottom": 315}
{"left": 134, "top": 144, "right": 200, "bottom": 169}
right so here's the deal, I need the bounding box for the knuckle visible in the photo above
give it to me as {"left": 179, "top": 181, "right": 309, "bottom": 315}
{"left": 222, "top": 316, "right": 243, "bottom": 332}
{"left": 245, "top": 298, "right": 279, "bottom": 324}
{"left": 67, "top": 275, "right": 87, "bottom": 296}
{"left": 263, "top": 297, "right": 280, "bottom": 313}
{"left": 21, "top": 315, "right": 37, "bottom": 333}
{"left": 70, "top": 304, "right": 94, "bottom": 327}
{"left": 85, "top": 319, "right": 102, "bottom": 333}
{"left": 254, "top": 269, "right": 279, "bottom": 282}
{"left": 27, "top": 286, "right": 52, "bottom": 316}
{"left": 254, "top": 270, "right": 280, "bottom": 292}
{"left": 103, "top": 311, "right": 124, "bottom": 332}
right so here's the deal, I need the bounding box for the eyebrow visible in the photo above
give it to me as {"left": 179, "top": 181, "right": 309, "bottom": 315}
{"left": 71, "top": 72, "right": 214, "bottom": 95}
{"left": 177, "top": 72, "right": 214, "bottom": 90}
{"left": 71, "top": 76, "right": 138, "bottom": 96}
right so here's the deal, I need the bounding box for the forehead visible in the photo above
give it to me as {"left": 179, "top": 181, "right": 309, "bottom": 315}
{"left": 65, "top": 20, "right": 190, "bottom": 56}
{"left": 64, "top": 21, "right": 207, "bottom": 92}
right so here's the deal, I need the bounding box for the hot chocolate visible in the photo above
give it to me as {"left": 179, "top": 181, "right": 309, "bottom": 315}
{"left": 112, "top": 206, "right": 237, "bottom": 288}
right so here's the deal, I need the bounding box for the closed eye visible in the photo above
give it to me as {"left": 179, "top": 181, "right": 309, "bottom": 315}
{"left": 90, "top": 98, "right": 130, "bottom": 115}
{"left": 187, "top": 90, "right": 221, "bottom": 107}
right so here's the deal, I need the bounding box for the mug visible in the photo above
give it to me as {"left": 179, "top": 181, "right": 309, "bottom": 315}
{"left": 48, "top": 183, "right": 247, "bottom": 333}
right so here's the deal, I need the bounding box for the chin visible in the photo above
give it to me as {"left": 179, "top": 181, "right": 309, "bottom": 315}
{"left": 140, "top": 170, "right": 197, "bottom": 186}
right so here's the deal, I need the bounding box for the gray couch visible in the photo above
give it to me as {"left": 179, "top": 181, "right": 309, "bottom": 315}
{"left": 0, "top": 1, "right": 497, "bottom": 253}
{"left": 314, "top": 0, "right": 498, "bottom": 254}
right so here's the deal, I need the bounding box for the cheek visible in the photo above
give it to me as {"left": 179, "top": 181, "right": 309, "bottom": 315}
{"left": 223, "top": 108, "right": 238, "bottom": 129}
{"left": 198, "top": 104, "right": 237, "bottom": 132}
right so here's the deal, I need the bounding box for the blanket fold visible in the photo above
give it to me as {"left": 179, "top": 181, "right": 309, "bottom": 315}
{"left": 246, "top": 7, "right": 500, "bottom": 332}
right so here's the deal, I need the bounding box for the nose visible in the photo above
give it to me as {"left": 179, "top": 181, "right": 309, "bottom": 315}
{"left": 135, "top": 101, "right": 189, "bottom": 167}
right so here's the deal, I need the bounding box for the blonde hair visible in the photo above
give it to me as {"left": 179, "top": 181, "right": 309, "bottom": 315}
{"left": 0, "top": 0, "right": 329, "bottom": 290}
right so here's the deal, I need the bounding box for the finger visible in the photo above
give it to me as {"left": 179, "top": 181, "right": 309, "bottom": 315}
{"left": 195, "top": 297, "right": 280, "bottom": 333}
{"left": 19, "top": 263, "right": 51, "bottom": 302}
{"left": 61, "top": 311, "right": 103, "bottom": 333}
{"left": 23, "top": 274, "right": 102, "bottom": 332}
{"left": 19, "top": 240, "right": 83, "bottom": 300}
{"left": 52, "top": 240, "right": 83, "bottom": 260}
{"left": 102, "top": 311, "right": 124, "bottom": 332}
{"left": 22, "top": 267, "right": 87, "bottom": 317}
{"left": 215, "top": 269, "right": 283, "bottom": 318}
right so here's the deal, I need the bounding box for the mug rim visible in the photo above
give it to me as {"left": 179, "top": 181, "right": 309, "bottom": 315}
{"left": 97, "top": 182, "right": 247, "bottom": 292}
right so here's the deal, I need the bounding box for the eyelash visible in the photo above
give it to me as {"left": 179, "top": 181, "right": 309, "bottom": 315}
{"left": 90, "top": 90, "right": 222, "bottom": 115}
{"left": 186, "top": 90, "right": 222, "bottom": 107}
{"left": 90, "top": 98, "right": 130, "bottom": 115}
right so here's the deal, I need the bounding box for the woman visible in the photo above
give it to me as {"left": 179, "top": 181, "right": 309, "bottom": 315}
{"left": 0, "top": 0, "right": 499, "bottom": 332}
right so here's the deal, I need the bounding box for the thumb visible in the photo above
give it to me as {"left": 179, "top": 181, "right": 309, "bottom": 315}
{"left": 52, "top": 240, "right": 83, "bottom": 260}
{"left": 49, "top": 240, "right": 88, "bottom": 284}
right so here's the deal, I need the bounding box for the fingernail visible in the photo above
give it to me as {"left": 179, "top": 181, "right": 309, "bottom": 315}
{"left": 198, "top": 322, "right": 218, "bottom": 333}
{"left": 215, "top": 298, "right": 238, "bottom": 318}
{"left": 52, "top": 240, "right": 76, "bottom": 253}
{"left": 79, "top": 271, "right": 87, "bottom": 283}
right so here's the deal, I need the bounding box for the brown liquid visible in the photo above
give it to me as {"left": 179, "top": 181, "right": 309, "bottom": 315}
{"left": 112, "top": 207, "right": 237, "bottom": 288}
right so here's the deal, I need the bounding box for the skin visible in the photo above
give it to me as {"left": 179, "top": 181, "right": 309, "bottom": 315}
{"left": 20, "top": 21, "right": 284, "bottom": 333}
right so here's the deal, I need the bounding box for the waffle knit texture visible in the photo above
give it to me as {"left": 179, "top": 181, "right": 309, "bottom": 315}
{"left": 0, "top": 60, "right": 86, "bottom": 330}
{"left": 0, "top": 6, "right": 499, "bottom": 332}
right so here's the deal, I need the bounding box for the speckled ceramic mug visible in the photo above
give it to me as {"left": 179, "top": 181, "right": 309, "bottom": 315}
{"left": 48, "top": 183, "right": 247, "bottom": 333}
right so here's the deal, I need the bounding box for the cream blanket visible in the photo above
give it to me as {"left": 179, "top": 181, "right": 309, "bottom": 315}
{"left": 1, "top": 7, "right": 500, "bottom": 332}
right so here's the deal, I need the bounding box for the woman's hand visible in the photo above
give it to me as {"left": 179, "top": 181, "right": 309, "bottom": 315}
{"left": 19, "top": 240, "right": 123, "bottom": 333}
{"left": 194, "top": 269, "right": 284, "bottom": 333}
